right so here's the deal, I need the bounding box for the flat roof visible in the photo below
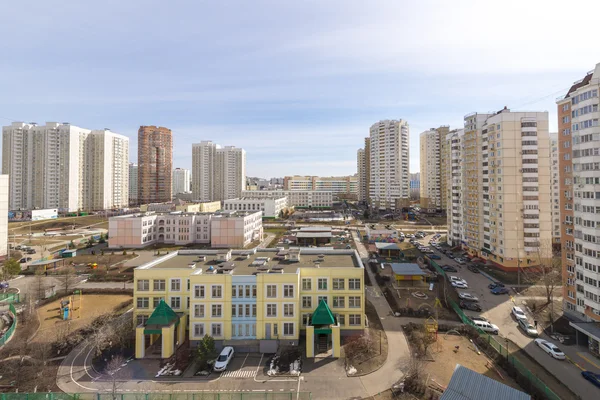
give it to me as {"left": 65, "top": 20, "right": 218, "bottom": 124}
{"left": 298, "top": 226, "right": 332, "bottom": 232}
{"left": 388, "top": 263, "right": 426, "bottom": 276}
{"left": 375, "top": 242, "right": 401, "bottom": 250}
{"left": 570, "top": 321, "right": 600, "bottom": 342}
{"left": 136, "top": 248, "right": 362, "bottom": 275}
{"left": 296, "top": 232, "right": 332, "bottom": 238}
{"left": 29, "top": 258, "right": 66, "bottom": 266}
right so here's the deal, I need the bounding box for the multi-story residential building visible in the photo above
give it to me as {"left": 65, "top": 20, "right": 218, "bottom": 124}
{"left": 357, "top": 148, "right": 366, "bottom": 202}
{"left": 140, "top": 201, "right": 222, "bottom": 213}
{"left": 419, "top": 126, "right": 450, "bottom": 210}
{"left": 409, "top": 172, "right": 420, "bottom": 200}
{"left": 549, "top": 134, "right": 561, "bottom": 246}
{"left": 2, "top": 122, "right": 129, "bottom": 212}
{"left": 133, "top": 247, "right": 364, "bottom": 359}
{"left": 439, "top": 126, "right": 451, "bottom": 213}
{"left": 223, "top": 196, "right": 289, "bottom": 218}
{"left": 129, "top": 163, "right": 138, "bottom": 206}
{"left": 241, "top": 190, "right": 333, "bottom": 209}
{"left": 557, "top": 64, "right": 600, "bottom": 354}
{"left": 108, "top": 210, "right": 262, "bottom": 249}
{"left": 446, "top": 129, "right": 465, "bottom": 247}
{"left": 172, "top": 168, "right": 191, "bottom": 197}
{"left": 457, "top": 108, "right": 551, "bottom": 270}
{"left": 0, "top": 175, "right": 8, "bottom": 259}
{"left": 192, "top": 142, "right": 246, "bottom": 202}
{"left": 368, "top": 120, "right": 410, "bottom": 210}
{"left": 138, "top": 126, "right": 173, "bottom": 204}
{"left": 283, "top": 175, "right": 358, "bottom": 198}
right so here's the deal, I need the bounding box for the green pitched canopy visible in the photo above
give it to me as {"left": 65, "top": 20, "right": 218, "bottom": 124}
{"left": 145, "top": 299, "right": 179, "bottom": 327}
{"left": 311, "top": 299, "right": 336, "bottom": 326}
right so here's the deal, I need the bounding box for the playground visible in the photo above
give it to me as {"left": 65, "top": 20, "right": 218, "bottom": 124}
{"left": 31, "top": 294, "right": 133, "bottom": 343}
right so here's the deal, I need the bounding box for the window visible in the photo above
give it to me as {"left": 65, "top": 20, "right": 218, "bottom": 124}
{"left": 211, "top": 285, "right": 222, "bottom": 299}
{"left": 237, "top": 285, "right": 244, "bottom": 298}
{"left": 211, "top": 304, "right": 222, "bottom": 317}
{"left": 245, "top": 304, "right": 251, "bottom": 317}
{"left": 193, "top": 323, "right": 205, "bottom": 337}
{"left": 153, "top": 297, "right": 164, "bottom": 308}
{"left": 267, "top": 304, "right": 277, "bottom": 317}
{"left": 232, "top": 285, "right": 237, "bottom": 298}
{"left": 283, "top": 322, "right": 294, "bottom": 336}
{"left": 252, "top": 304, "right": 257, "bottom": 317}
{"left": 332, "top": 278, "right": 345, "bottom": 290}
{"left": 337, "top": 314, "right": 345, "bottom": 326}
{"left": 283, "top": 284, "right": 294, "bottom": 298}
{"left": 137, "top": 280, "right": 149, "bottom": 291}
{"left": 302, "top": 296, "right": 312, "bottom": 309}
{"left": 136, "top": 315, "right": 148, "bottom": 326}
{"left": 153, "top": 279, "right": 165, "bottom": 291}
{"left": 170, "top": 297, "right": 181, "bottom": 309}
{"left": 245, "top": 285, "right": 251, "bottom": 298}
{"left": 194, "top": 304, "right": 205, "bottom": 318}
{"left": 252, "top": 285, "right": 257, "bottom": 298}
{"left": 284, "top": 304, "right": 294, "bottom": 317}
{"left": 273, "top": 323, "right": 278, "bottom": 336}
{"left": 349, "top": 279, "right": 361, "bottom": 290}
{"left": 317, "top": 295, "right": 328, "bottom": 305}
{"left": 332, "top": 296, "right": 345, "bottom": 308}
{"left": 170, "top": 279, "right": 181, "bottom": 292}
{"left": 266, "top": 285, "right": 277, "bottom": 298}
{"left": 317, "top": 278, "right": 328, "bottom": 290}
{"left": 194, "top": 285, "right": 205, "bottom": 299}
{"left": 302, "top": 278, "right": 312, "bottom": 291}
{"left": 211, "top": 323, "right": 222, "bottom": 337}
{"left": 349, "top": 314, "right": 361, "bottom": 326}
{"left": 349, "top": 296, "right": 361, "bottom": 308}
{"left": 302, "top": 313, "right": 312, "bottom": 326}
{"left": 136, "top": 297, "right": 149, "bottom": 309}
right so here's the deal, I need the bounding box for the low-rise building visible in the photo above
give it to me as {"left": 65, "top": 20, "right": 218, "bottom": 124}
{"left": 241, "top": 190, "right": 333, "bottom": 209}
{"left": 140, "top": 201, "right": 222, "bottom": 213}
{"left": 133, "top": 247, "right": 365, "bottom": 359}
{"left": 223, "top": 196, "right": 289, "bottom": 218}
{"left": 108, "top": 210, "right": 262, "bottom": 249}
{"left": 294, "top": 226, "right": 333, "bottom": 246}
{"left": 364, "top": 225, "right": 399, "bottom": 241}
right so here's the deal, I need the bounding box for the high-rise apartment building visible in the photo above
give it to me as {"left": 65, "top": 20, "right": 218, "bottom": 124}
{"left": 172, "top": 168, "right": 191, "bottom": 196}
{"left": 549, "top": 133, "right": 561, "bottom": 246}
{"left": 457, "top": 108, "right": 551, "bottom": 270}
{"left": 557, "top": 64, "right": 600, "bottom": 348}
{"left": 192, "top": 142, "right": 246, "bottom": 202}
{"left": 129, "top": 163, "right": 138, "bottom": 206}
{"left": 446, "top": 129, "right": 465, "bottom": 246}
{"left": 419, "top": 128, "right": 443, "bottom": 209}
{"left": 368, "top": 120, "right": 410, "bottom": 210}
{"left": 409, "top": 173, "right": 420, "bottom": 200}
{"left": 2, "top": 122, "right": 129, "bottom": 211}
{"left": 138, "top": 126, "right": 172, "bottom": 204}
{"left": 357, "top": 148, "right": 366, "bottom": 202}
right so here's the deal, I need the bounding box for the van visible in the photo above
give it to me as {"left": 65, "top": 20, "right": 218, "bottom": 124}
{"left": 473, "top": 320, "right": 499, "bottom": 335}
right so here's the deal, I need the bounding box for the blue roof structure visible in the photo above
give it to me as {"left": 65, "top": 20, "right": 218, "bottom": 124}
{"left": 440, "top": 364, "right": 530, "bottom": 400}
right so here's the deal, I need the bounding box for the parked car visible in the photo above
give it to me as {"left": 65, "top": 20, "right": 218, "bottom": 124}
{"left": 470, "top": 316, "right": 489, "bottom": 323}
{"left": 452, "top": 281, "right": 469, "bottom": 289}
{"left": 467, "top": 265, "right": 480, "bottom": 273}
{"left": 213, "top": 346, "right": 235, "bottom": 372}
{"left": 442, "top": 265, "right": 457, "bottom": 272}
{"left": 518, "top": 319, "right": 538, "bottom": 337}
{"left": 447, "top": 254, "right": 455, "bottom": 260}
{"left": 449, "top": 276, "right": 467, "bottom": 284}
{"left": 460, "top": 301, "right": 482, "bottom": 312}
{"left": 455, "top": 258, "right": 466, "bottom": 265}
{"left": 429, "top": 254, "right": 441, "bottom": 260}
{"left": 15, "top": 245, "right": 23, "bottom": 250}
{"left": 488, "top": 282, "right": 505, "bottom": 289}
{"left": 458, "top": 292, "right": 479, "bottom": 302}
{"left": 491, "top": 287, "right": 509, "bottom": 295}
{"left": 534, "top": 339, "right": 565, "bottom": 360}
{"left": 473, "top": 320, "right": 499, "bottom": 335}
{"left": 26, "top": 249, "right": 36, "bottom": 254}
{"left": 581, "top": 371, "right": 600, "bottom": 388}
{"left": 19, "top": 257, "right": 32, "bottom": 263}
{"left": 512, "top": 306, "right": 527, "bottom": 321}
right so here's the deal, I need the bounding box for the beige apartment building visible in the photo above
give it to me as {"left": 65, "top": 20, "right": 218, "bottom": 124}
{"left": 549, "top": 134, "right": 561, "bottom": 246}
{"left": 138, "top": 126, "right": 173, "bottom": 204}
{"left": 419, "top": 126, "right": 449, "bottom": 210}
{"left": 459, "top": 108, "right": 551, "bottom": 271}
{"left": 283, "top": 175, "right": 357, "bottom": 198}
{"left": 446, "top": 129, "right": 465, "bottom": 247}
{"left": 192, "top": 141, "right": 246, "bottom": 202}
{"left": 357, "top": 138, "right": 371, "bottom": 204}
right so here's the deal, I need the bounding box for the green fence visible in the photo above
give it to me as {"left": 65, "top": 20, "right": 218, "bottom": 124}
{"left": 0, "top": 292, "right": 20, "bottom": 303}
{"left": 429, "top": 259, "right": 561, "bottom": 400}
{"left": 0, "top": 394, "right": 311, "bottom": 400}
{"left": 0, "top": 303, "right": 18, "bottom": 346}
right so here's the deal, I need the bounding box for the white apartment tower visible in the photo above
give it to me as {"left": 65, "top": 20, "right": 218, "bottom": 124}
{"left": 172, "top": 168, "right": 191, "bottom": 196}
{"left": 2, "top": 122, "right": 129, "bottom": 212}
{"left": 129, "top": 163, "right": 138, "bottom": 205}
{"left": 447, "top": 129, "right": 465, "bottom": 246}
{"left": 192, "top": 142, "right": 246, "bottom": 202}
{"left": 419, "top": 128, "right": 442, "bottom": 209}
{"left": 368, "top": 120, "right": 410, "bottom": 210}
{"left": 549, "top": 133, "right": 561, "bottom": 245}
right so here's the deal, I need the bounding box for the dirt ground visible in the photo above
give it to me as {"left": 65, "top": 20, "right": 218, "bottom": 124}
{"left": 425, "top": 335, "right": 522, "bottom": 391}
{"left": 31, "top": 294, "right": 132, "bottom": 343}
{"left": 67, "top": 253, "right": 136, "bottom": 267}
{"left": 10, "top": 215, "right": 108, "bottom": 234}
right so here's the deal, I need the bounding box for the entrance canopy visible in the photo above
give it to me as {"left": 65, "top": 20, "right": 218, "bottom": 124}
{"left": 143, "top": 300, "right": 180, "bottom": 334}
{"left": 311, "top": 299, "right": 336, "bottom": 333}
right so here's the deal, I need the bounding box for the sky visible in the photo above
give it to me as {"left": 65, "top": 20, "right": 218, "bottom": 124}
{"left": 1, "top": 0, "right": 599, "bottom": 177}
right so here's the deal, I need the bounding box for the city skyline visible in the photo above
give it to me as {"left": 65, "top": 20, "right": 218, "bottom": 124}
{"left": 1, "top": 1, "right": 599, "bottom": 177}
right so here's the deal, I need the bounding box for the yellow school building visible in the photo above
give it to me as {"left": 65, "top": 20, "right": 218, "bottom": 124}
{"left": 133, "top": 248, "right": 365, "bottom": 359}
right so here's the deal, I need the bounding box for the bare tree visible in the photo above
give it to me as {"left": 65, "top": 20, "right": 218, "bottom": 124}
{"left": 533, "top": 239, "right": 562, "bottom": 305}
{"left": 106, "top": 354, "right": 125, "bottom": 398}
{"left": 57, "top": 266, "right": 78, "bottom": 295}
{"left": 33, "top": 268, "right": 49, "bottom": 301}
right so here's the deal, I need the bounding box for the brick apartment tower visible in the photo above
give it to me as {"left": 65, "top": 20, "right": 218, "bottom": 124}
{"left": 137, "top": 126, "right": 173, "bottom": 204}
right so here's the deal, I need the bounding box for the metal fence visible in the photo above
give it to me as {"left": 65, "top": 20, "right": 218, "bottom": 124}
{"left": 0, "top": 394, "right": 311, "bottom": 400}
{"left": 0, "top": 292, "right": 20, "bottom": 303}
{"left": 429, "top": 259, "right": 561, "bottom": 400}
{"left": 0, "top": 303, "right": 18, "bottom": 346}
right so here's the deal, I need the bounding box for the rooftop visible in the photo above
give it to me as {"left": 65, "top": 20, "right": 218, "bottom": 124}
{"left": 298, "top": 226, "right": 332, "bottom": 232}
{"left": 112, "top": 210, "right": 261, "bottom": 220}
{"left": 136, "top": 248, "right": 363, "bottom": 275}
{"left": 296, "top": 232, "right": 333, "bottom": 238}
{"left": 388, "top": 263, "right": 426, "bottom": 276}
{"left": 440, "top": 364, "right": 530, "bottom": 400}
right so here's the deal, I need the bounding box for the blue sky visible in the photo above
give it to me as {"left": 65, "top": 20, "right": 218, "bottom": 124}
{"left": 1, "top": 0, "right": 599, "bottom": 177}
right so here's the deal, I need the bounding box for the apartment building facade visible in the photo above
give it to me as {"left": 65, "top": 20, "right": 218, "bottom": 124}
{"left": 368, "top": 120, "right": 410, "bottom": 210}
{"left": 133, "top": 248, "right": 364, "bottom": 359}
{"left": 283, "top": 175, "right": 358, "bottom": 198}
{"left": 0, "top": 175, "right": 8, "bottom": 259}
{"left": 549, "top": 134, "right": 561, "bottom": 246}
{"left": 419, "top": 128, "right": 442, "bottom": 209}
{"left": 108, "top": 210, "right": 263, "bottom": 249}
{"left": 223, "top": 196, "right": 288, "bottom": 218}
{"left": 138, "top": 126, "right": 173, "bottom": 204}
{"left": 357, "top": 148, "right": 366, "bottom": 202}
{"left": 172, "top": 168, "right": 191, "bottom": 196}
{"left": 2, "top": 122, "right": 129, "bottom": 211}
{"left": 129, "top": 163, "right": 138, "bottom": 206}
{"left": 240, "top": 190, "right": 333, "bottom": 209}
{"left": 192, "top": 142, "right": 246, "bottom": 202}
{"left": 557, "top": 65, "right": 600, "bottom": 354}
{"left": 409, "top": 172, "right": 420, "bottom": 200}
{"left": 446, "top": 129, "right": 465, "bottom": 247}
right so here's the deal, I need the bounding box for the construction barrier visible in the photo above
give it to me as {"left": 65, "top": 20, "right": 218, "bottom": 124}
{"left": 0, "top": 303, "right": 18, "bottom": 346}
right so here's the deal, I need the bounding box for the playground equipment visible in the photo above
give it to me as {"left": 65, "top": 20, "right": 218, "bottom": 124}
{"left": 59, "top": 290, "right": 83, "bottom": 320}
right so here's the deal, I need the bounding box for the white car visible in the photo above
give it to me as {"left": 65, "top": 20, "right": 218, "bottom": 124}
{"left": 534, "top": 339, "right": 566, "bottom": 360}
{"left": 455, "top": 258, "right": 466, "bottom": 265}
{"left": 473, "top": 320, "right": 499, "bottom": 335}
{"left": 511, "top": 306, "right": 527, "bottom": 321}
{"left": 458, "top": 292, "right": 479, "bottom": 302}
{"left": 517, "top": 319, "right": 538, "bottom": 337}
{"left": 213, "top": 346, "right": 235, "bottom": 372}
{"left": 450, "top": 276, "right": 467, "bottom": 285}
{"left": 452, "top": 281, "right": 469, "bottom": 289}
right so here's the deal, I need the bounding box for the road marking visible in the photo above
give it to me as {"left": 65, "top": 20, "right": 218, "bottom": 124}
{"left": 69, "top": 343, "right": 98, "bottom": 391}
{"left": 240, "top": 352, "right": 249, "bottom": 368}
{"left": 577, "top": 352, "right": 600, "bottom": 370}
{"left": 221, "top": 370, "right": 257, "bottom": 378}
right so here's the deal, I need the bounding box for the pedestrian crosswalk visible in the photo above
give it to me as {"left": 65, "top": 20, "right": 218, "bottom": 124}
{"left": 221, "top": 369, "right": 257, "bottom": 378}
